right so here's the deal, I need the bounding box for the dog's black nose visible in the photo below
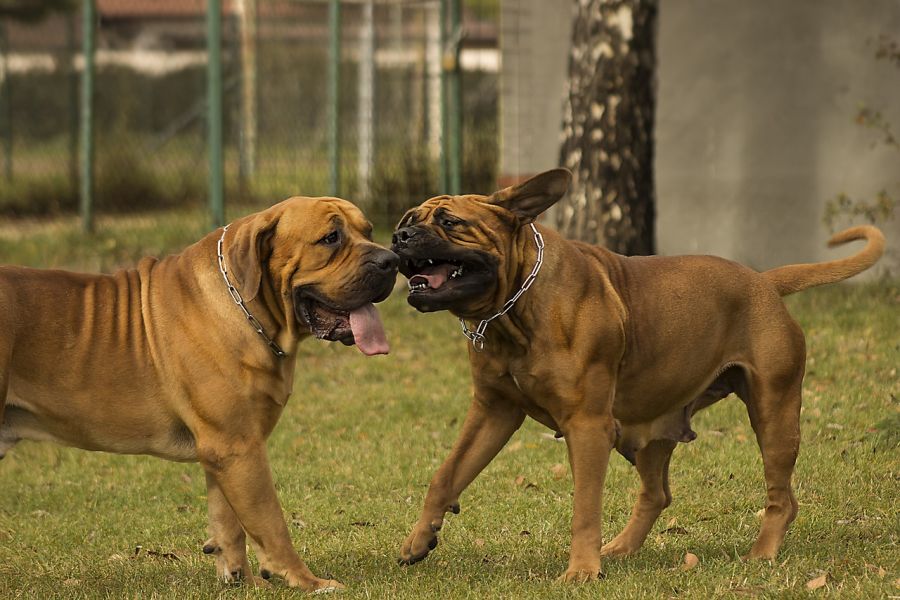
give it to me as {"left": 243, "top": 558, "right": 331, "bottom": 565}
{"left": 392, "top": 227, "right": 417, "bottom": 248}
{"left": 372, "top": 249, "right": 400, "bottom": 272}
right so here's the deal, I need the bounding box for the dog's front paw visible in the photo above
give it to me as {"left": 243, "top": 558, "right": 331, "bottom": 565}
{"left": 600, "top": 534, "right": 641, "bottom": 558}
{"left": 284, "top": 575, "right": 345, "bottom": 593}
{"left": 556, "top": 562, "right": 604, "bottom": 583}
{"left": 203, "top": 537, "right": 261, "bottom": 586}
{"left": 398, "top": 522, "right": 440, "bottom": 566}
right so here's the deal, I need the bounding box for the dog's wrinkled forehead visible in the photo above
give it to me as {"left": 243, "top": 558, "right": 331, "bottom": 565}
{"left": 279, "top": 197, "right": 373, "bottom": 242}
{"left": 399, "top": 194, "right": 507, "bottom": 231}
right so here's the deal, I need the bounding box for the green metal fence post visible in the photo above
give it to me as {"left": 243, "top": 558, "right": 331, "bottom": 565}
{"left": 0, "top": 22, "right": 12, "bottom": 183}
{"left": 328, "top": 0, "right": 342, "bottom": 197}
{"left": 438, "top": 0, "right": 448, "bottom": 192}
{"left": 207, "top": 0, "right": 225, "bottom": 228}
{"left": 79, "top": 0, "right": 96, "bottom": 233}
{"left": 67, "top": 12, "right": 79, "bottom": 194}
{"left": 447, "top": 0, "right": 462, "bottom": 195}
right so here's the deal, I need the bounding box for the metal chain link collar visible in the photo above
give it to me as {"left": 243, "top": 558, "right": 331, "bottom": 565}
{"left": 460, "top": 223, "right": 545, "bottom": 352}
{"left": 217, "top": 225, "right": 287, "bottom": 358}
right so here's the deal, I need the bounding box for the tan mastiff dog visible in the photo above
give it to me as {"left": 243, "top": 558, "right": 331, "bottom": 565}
{"left": 390, "top": 169, "right": 885, "bottom": 581}
{"left": 0, "top": 196, "right": 398, "bottom": 591}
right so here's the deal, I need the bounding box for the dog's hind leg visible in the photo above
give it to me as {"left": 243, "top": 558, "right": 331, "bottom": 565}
{"left": 740, "top": 333, "right": 804, "bottom": 559}
{"left": 601, "top": 439, "right": 677, "bottom": 557}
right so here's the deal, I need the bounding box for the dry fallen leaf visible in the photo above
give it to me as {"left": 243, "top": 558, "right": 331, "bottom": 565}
{"left": 865, "top": 564, "right": 887, "bottom": 578}
{"left": 351, "top": 521, "right": 374, "bottom": 527}
{"left": 550, "top": 463, "right": 567, "bottom": 479}
{"left": 806, "top": 573, "right": 828, "bottom": 590}
{"left": 514, "top": 475, "right": 526, "bottom": 486}
{"left": 662, "top": 525, "right": 689, "bottom": 535}
{"left": 474, "top": 538, "right": 485, "bottom": 548}
{"left": 682, "top": 552, "right": 699, "bottom": 570}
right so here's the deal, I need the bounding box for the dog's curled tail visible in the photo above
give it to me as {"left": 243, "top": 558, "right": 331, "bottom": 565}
{"left": 763, "top": 225, "right": 885, "bottom": 296}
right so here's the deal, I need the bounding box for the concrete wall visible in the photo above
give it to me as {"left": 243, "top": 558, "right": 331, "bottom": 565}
{"left": 499, "top": 0, "right": 899, "bottom": 274}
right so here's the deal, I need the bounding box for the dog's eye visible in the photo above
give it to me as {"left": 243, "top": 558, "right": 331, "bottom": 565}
{"left": 440, "top": 216, "right": 462, "bottom": 229}
{"left": 318, "top": 231, "right": 340, "bottom": 245}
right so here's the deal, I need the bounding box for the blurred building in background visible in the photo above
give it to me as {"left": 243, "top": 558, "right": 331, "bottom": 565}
{"left": 0, "top": 0, "right": 499, "bottom": 229}
{"left": 0, "top": 0, "right": 897, "bottom": 274}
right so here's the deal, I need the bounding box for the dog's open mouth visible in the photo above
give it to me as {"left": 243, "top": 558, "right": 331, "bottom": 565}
{"left": 395, "top": 249, "right": 496, "bottom": 313}
{"left": 405, "top": 258, "right": 469, "bottom": 294}
{"left": 295, "top": 297, "right": 389, "bottom": 356}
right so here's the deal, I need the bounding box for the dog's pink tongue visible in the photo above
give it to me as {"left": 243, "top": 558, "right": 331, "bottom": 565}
{"left": 417, "top": 264, "right": 452, "bottom": 289}
{"left": 349, "top": 303, "right": 389, "bottom": 356}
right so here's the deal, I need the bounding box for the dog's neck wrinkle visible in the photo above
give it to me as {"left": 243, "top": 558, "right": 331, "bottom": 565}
{"left": 199, "top": 231, "right": 298, "bottom": 360}
{"left": 474, "top": 225, "right": 542, "bottom": 352}
{"left": 255, "top": 264, "right": 293, "bottom": 349}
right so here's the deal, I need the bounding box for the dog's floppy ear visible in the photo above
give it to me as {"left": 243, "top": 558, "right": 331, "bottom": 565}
{"left": 487, "top": 168, "right": 572, "bottom": 224}
{"left": 226, "top": 210, "right": 279, "bottom": 302}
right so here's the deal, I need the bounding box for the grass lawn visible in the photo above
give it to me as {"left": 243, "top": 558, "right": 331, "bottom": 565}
{"left": 0, "top": 214, "right": 897, "bottom": 598}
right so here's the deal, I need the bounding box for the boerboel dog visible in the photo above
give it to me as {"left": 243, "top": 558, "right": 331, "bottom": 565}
{"left": 390, "top": 169, "right": 884, "bottom": 582}
{"left": 0, "top": 197, "right": 398, "bottom": 592}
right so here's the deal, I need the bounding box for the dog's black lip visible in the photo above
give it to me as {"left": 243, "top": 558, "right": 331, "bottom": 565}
{"left": 292, "top": 281, "right": 393, "bottom": 342}
{"left": 295, "top": 297, "right": 353, "bottom": 343}
{"left": 294, "top": 289, "right": 351, "bottom": 316}
{"left": 396, "top": 251, "right": 492, "bottom": 280}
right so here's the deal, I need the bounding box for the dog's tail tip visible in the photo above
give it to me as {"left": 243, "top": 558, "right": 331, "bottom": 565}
{"left": 765, "top": 225, "right": 885, "bottom": 296}
{"left": 826, "top": 224, "right": 885, "bottom": 249}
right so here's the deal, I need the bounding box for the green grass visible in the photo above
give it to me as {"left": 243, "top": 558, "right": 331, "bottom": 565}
{"left": 0, "top": 217, "right": 897, "bottom": 598}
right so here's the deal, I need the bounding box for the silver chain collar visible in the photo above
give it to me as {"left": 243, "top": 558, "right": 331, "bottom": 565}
{"left": 460, "top": 223, "right": 545, "bottom": 352}
{"left": 216, "top": 225, "right": 287, "bottom": 358}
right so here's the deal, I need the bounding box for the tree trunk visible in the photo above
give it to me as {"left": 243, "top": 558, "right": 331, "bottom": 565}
{"left": 556, "top": 0, "right": 657, "bottom": 255}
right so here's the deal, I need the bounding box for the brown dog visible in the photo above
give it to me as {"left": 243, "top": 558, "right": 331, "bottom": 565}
{"left": 0, "top": 197, "right": 398, "bottom": 591}
{"left": 390, "top": 169, "right": 885, "bottom": 581}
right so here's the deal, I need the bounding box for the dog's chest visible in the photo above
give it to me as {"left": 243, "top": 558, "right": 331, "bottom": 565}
{"left": 499, "top": 364, "right": 562, "bottom": 432}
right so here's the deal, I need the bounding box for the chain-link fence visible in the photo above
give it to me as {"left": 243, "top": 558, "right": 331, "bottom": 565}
{"left": 0, "top": 0, "right": 498, "bottom": 266}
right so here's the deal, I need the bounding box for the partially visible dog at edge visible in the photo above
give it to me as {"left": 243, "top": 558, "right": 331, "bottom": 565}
{"left": 0, "top": 196, "right": 399, "bottom": 592}
{"left": 390, "top": 168, "right": 885, "bottom": 582}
